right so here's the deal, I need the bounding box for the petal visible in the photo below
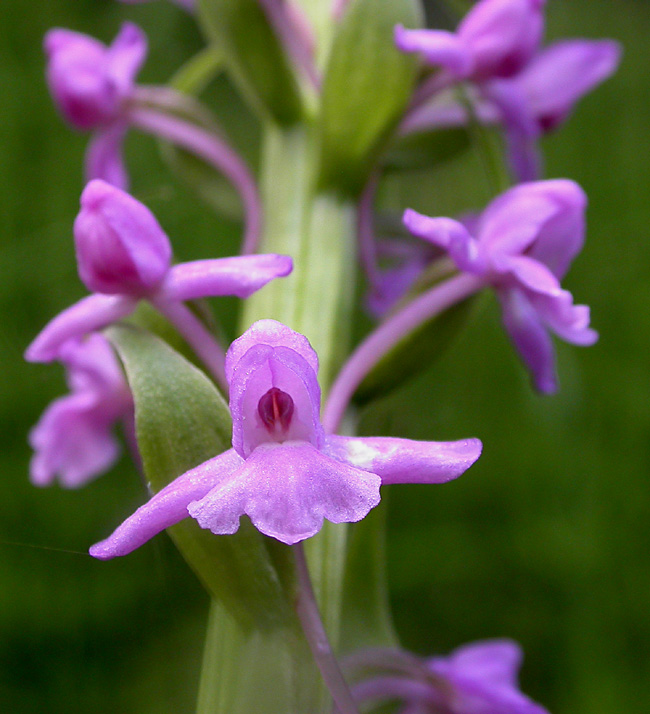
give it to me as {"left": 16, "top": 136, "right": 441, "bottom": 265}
{"left": 516, "top": 40, "right": 622, "bottom": 129}
{"left": 325, "top": 435, "right": 482, "bottom": 485}
{"left": 160, "top": 255, "right": 293, "bottom": 302}
{"left": 105, "top": 22, "right": 147, "bottom": 98}
{"left": 229, "top": 343, "right": 323, "bottom": 457}
{"left": 25, "top": 293, "right": 136, "bottom": 363}
{"left": 394, "top": 25, "right": 473, "bottom": 78}
{"left": 225, "top": 318, "right": 319, "bottom": 382}
{"left": 29, "top": 392, "right": 120, "bottom": 488}
{"left": 498, "top": 287, "right": 557, "bottom": 393}
{"left": 531, "top": 291, "right": 598, "bottom": 346}
{"left": 495, "top": 255, "right": 562, "bottom": 297}
{"left": 74, "top": 180, "right": 172, "bottom": 295}
{"left": 85, "top": 123, "right": 129, "bottom": 189}
{"left": 458, "top": 0, "right": 544, "bottom": 80}
{"left": 523, "top": 180, "right": 587, "bottom": 279}
{"left": 89, "top": 448, "right": 243, "bottom": 559}
{"left": 188, "top": 442, "right": 381, "bottom": 545}
{"left": 402, "top": 210, "right": 486, "bottom": 274}
{"left": 44, "top": 29, "right": 118, "bottom": 129}
{"left": 60, "top": 333, "right": 126, "bottom": 395}
{"left": 478, "top": 179, "right": 584, "bottom": 258}
{"left": 445, "top": 640, "right": 523, "bottom": 688}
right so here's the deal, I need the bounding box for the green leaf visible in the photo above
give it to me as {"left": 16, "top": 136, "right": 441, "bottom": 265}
{"left": 339, "top": 506, "right": 398, "bottom": 653}
{"left": 171, "top": 45, "right": 225, "bottom": 96}
{"left": 105, "top": 324, "right": 292, "bottom": 630}
{"left": 383, "top": 127, "right": 471, "bottom": 172}
{"left": 317, "top": 0, "right": 423, "bottom": 195}
{"left": 196, "top": 0, "right": 304, "bottom": 126}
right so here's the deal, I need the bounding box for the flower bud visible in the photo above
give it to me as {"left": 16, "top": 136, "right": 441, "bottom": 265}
{"left": 44, "top": 23, "right": 146, "bottom": 130}
{"left": 74, "top": 180, "right": 172, "bottom": 296}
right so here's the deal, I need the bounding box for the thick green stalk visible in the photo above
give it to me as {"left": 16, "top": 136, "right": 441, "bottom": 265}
{"left": 197, "top": 124, "right": 358, "bottom": 713}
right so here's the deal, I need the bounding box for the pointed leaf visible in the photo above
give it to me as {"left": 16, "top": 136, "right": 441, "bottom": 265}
{"left": 317, "top": 0, "right": 423, "bottom": 195}
{"left": 383, "top": 127, "right": 471, "bottom": 172}
{"left": 105, "top": 324, "right": 292, "bottom": 630}
{"left": 197, "top": 0, "right": 304, "bottom": 125}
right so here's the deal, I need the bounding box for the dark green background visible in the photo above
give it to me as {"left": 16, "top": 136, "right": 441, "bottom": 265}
{"left": 0, "top": 1, "right": 647, "bottom": 712}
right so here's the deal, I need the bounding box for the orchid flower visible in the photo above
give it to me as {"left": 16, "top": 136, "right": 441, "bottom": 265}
{"left": 395, "top": 0, "right": 545, "bottom": 85}
{"left": 89, "top": 319, "right": 481, "bottom": 555}
{"left": 29, "top": 333, "right": 133, "bottom": 488}
{"left": 396, "top": 0, "right": 620, "bottom": 180}
{"left": 45, "top": 23, "right": 146, "bottom": 188}
{"left": 403, "top": 180, "right": 597, "bottom": 393}
{"left": 25, "top": 181, "right": 292, "bottom": 387}
{"left": 348, "top": 640, "right": 550, "bottom": 714}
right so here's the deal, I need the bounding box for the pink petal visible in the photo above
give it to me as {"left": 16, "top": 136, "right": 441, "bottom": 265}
{"left": 402, "top": 210, "right": 485, "bottom": 274}
{"left": 443, "top": 639, "right": 523, "bottom": 688}
{"left": 325, "top": 435, "right": 482, "bottom": 485}
{"left": 458, "top": 0, "right": 544, "bottom": 80}
{"left": 225, "top": 318, "right": 319, "bottom": 381}
{"left": 90, "top": 449, "right": 243, "bottom": 559}
{"left": 517, "top": 39, "right": 622, "bottom": 129}
{"left": 160, "top": 255, "right": 293, "bottom": 302}
{"left": 25, "top": 294, "right": 136, "bottom": 363}
{"left": 105, "top": 23, "right": 147, "bottom": 98}
{"left": 478, "top": 180, "right": 585, "bottom": 264}
{"left": 495, "top": 254, "right": 563, "bottom": 296}
{"left": 394, "top": 25, "right": 473, "bottom": 78}
{"left": 498, "top": 287, "right": 557, "bottom": 393}
{"left": 29, "top": 391, "right": 120, "bottom": 488}
{"left": 188, "top": 442, "right": 381, "bottom": 545}
{"left": 74, "top": 180, "right": 172, "bottom": 295}
{"left": 523, "top": 179, "right": 586, "bottom": 279}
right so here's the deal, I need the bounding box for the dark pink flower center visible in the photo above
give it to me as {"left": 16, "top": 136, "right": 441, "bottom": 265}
{"left": 258, "top": 387, "right": 294, "bottom": 435}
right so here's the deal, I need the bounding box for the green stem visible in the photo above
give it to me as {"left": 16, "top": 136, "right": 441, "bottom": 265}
{"left": 197, "top": 123, "right": 358, "bottom": 713}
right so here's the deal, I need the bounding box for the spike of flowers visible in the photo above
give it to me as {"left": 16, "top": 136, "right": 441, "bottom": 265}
{"left": 347, "top": 640, "right": 550, "bottom": 714}
{"left": 89, "top": 319, "right": 481, "bottom": 556}
{"left": 29, "top": 333, "right": 133, "bottom": 488}
{"left": 25, "top": 180, "right": 292, "bottom": 388}
{"left": 403, "top": 179, "right": 597, "bottom": 393}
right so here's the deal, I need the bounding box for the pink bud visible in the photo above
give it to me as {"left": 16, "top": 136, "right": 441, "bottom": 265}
{"left": 74, "top": 180, "right": 172, "bottom": 296}
{"left": 44, "top": 23, "right": 146, "bottom": 130}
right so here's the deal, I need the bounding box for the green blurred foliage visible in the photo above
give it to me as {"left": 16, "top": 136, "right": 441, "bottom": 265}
{"left": 0, "top": 1, "right": 648, "bottom": 713}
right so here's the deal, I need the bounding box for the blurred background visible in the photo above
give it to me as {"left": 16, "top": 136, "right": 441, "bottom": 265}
{"left": 0, "top": 0, "right": 648, "bottom": 712}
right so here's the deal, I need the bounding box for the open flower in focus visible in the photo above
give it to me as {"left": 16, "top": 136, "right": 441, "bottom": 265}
{"left": 89, "top": 319, "right": 481, "bottom": 555}
{"left": 404, "top": 180, "right": 597, "bottom": 393}
{"left": 29, "top": 333, "right": 132, "bottom": 488}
